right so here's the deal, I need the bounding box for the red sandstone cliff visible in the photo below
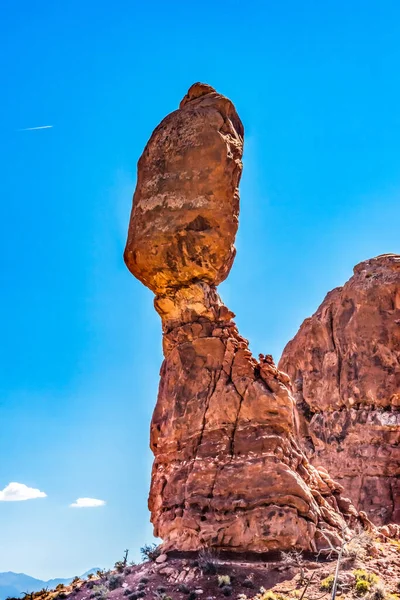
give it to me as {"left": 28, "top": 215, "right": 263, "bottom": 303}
{"left": 124, "top": 83, "right": 359, "bottom": 553}
{"left": 279, "top": 254, "right": 400, "bottom": 525}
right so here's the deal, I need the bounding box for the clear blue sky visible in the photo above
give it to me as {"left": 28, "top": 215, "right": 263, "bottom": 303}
{"left": 1, "top": 0, "right": 399, "bottom": 580}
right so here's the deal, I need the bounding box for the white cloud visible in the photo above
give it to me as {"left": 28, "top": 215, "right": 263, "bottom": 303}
{"left": 18, "top": 125, "right": 53, "bottom": 131}
{"left": 0, "top": 482, "right": 47, "bottom": 502}
{"left": 70, "top": 497, "right": 106, "bottom": 508}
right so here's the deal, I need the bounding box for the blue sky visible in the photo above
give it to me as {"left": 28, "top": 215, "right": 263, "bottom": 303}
{"left": 1, "top": 0, "right": 399, "bottom": 580}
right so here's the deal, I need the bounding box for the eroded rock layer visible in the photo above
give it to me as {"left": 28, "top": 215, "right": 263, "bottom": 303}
{"left": 279, "top": 254, "right": 400, "bottom": 525}
{"left": 125, "top": 83, "right": 358, "bottom": 552}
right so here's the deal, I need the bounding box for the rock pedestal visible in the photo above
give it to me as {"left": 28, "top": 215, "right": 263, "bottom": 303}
{"left": 125, "top": 83, "right": 357, "bottom": 552}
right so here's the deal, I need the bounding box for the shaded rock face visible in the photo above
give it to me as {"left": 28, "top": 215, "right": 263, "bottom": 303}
{"left": 125, "top": 83, "right": 358, "bottom": 553}
{"left": 279, "top": 254, "right": 400, "bottom": 525}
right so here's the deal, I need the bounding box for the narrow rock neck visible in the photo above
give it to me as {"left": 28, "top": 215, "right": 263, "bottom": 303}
{"left": 154, "top": 282, "right": 236, "bottom": 356}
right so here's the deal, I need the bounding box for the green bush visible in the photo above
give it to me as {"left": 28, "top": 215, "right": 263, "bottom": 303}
{"left": 356, "top": 580, "right": 371, "bottom": 595}
{"left": 320, "top": 576, "right": 334, "bottom": 591}
{"left": 353, "top": 570, "right": 379, "bottom": 585}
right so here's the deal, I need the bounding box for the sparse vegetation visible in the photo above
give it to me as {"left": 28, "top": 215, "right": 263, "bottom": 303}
{"left": 218, "top": 575, "right": 231, "bottom": 587}
{"left": 198, "top": 548, "right": 218, "bottom": 575}
{"left": 368, "top": 583, "right": 387, "bottom": 600}
{"left": 321, "top": 575, "right": 335, "bottom": 591}
{"left": 357, "top": 580, "right": 372, "bottom": 595}
{"left": 280, "top": 550, "right": 305, "bottom": 581}
{"left": 353, "top": 570, "right": 380, "bottom": 596}
{"left": 90, "top": 584, "right": 109, "bottom": 600}
{"left": 140, "top": 543, "right": 161, "bottom": 562}
{"left": 221, "top": 586, "right": 232, "bottom": 597}
{"left": 115, "top": 549, "right": 130, "bottom": 573}
{"left": 243, "top": 576, "right": 255, "bottom": 589}
{"left": 108, "top": 574, "right": 124, "bottom": 591}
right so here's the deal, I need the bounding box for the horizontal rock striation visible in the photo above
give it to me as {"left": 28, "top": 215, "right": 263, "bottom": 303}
{"left": 279, "top": 254, "right": 400, "bottom": 525}
{"left": 125, "top": 83, "right": 359, "bottom": 552}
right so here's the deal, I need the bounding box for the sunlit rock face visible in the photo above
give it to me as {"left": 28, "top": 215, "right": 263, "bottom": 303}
{"left": 279, "top": 254, "right": 400, "bottom": 525}
{"left": 125, "top": 83, "right": 358, "bottom": 553}
{"left": 124, "top": 82, "right": 244, "bottom": 295}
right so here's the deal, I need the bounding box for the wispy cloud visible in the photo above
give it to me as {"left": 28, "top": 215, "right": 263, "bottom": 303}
{"left": 18, "top": 125, "right": 53, "bottom": 131}
{"left": 0, "top": 482, "right": 47, "bottom": 502}
{"left": 70, "top": 497, "right": 106, "bottom": 508}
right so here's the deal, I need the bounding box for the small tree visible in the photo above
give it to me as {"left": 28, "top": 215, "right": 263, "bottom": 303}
{"left": 318, "top": 525, "right": 373, "bottom": 600}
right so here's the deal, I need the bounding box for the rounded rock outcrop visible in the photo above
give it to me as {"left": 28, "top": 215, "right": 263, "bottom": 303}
{"left": 279, "top": 254, "right": 400, "bottom": 525}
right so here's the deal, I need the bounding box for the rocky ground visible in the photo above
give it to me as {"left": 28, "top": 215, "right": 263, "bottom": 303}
{"left": 17, "top": 542, "right": 400, "bottom": 600}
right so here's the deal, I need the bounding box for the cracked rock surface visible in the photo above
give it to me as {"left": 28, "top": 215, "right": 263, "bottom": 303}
{"left": 124, "top": 83, "right": 360, "bottom": 552}
{"left": 279, "top": 254, "right": 400, "bottom": 525}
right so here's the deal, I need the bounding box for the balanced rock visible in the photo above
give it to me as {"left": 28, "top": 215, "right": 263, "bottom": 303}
{"left": 125, "top": 83, "right": 357, "bottom": 552}
{"left": 279, "top": 254, "right": 400, "bottom": 525}
{"left": 124, "top": 82, "right": 243, "bottom": 295}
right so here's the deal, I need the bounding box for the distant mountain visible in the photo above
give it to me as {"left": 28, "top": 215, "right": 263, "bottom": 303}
{"left": 0, "top": 569, "right": 98, "bottom": 600}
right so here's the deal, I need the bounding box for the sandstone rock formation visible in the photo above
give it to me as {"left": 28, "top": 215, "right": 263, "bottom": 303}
{"left": 125, "top": 83, "right": 359, "bottom": 553}
{"left": 279, "top": 254, "right": 400, "bottom": 525}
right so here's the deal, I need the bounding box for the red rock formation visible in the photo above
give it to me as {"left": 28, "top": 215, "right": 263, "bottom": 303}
{"left": 125, "top": 83, "right": 357, "bottom": 553}
{"left": 279, "top": 254, "right": 400, "bottom": 525}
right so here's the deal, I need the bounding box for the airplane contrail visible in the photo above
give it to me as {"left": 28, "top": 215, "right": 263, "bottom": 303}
{"left": 18, "top": 125, "right": 53, "bottom": 131}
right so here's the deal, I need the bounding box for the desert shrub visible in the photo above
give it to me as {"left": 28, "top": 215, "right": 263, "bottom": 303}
{"left": 345, "top": 531, "right": 373, "bottom": 561}
{"left": 320, "top": 575, "right": 334, "bottom": 591}
{"left": 140, "top": 578, "right": 149, "bottom": 585}
{"left": 140, "top": 543, "right": 160, "bottom": 562}
{"left": 354, "top": 570, "right": 379, "bottom": 585}
{"left": 188, "top": 592, "right": 197, "bottom": 600}
{"left": 88, "top": 582, "right": 95, "bottom": 590}
{"left": 356, "top": 581, "right": 371, "bottom": 595}
{"left": 137, "top": 583, "right": 147, "bottom": 591}
{"left": 280, "top": 550, "right": 305, "bottom": 580}
{"left": 242, "top": 577, "right": 254, "bottom": 589}
{"left": 221, "top": 587, "right": 232, "bottom": 597}
{"left": 91, "top": 585, "right": 109, "bottom": 600}
{"left": 124, "top": 590, "right": 133, "bottom": 596}
{"left": 72, "top": 577, "right": 80, "bottom": 585}
{"left": 88, "top": 574, "right": 95, "bottom": 580}
{"left": 56, "top": 585, "right": 65, "bottom": 591}
{"left": 260, "top": 593, "right": 277, "bottom": 600}
{"left": 218, "top": 576, "right": 231, "bottom": 587}
{"left": 368, "top": 583, "right": 387, "bottom": 600}
{"left": 177, "top": 585, "right": 190, "bottom": 594}
{"left": 198, "top": 548, "right": 218, "bottom": 575}
{"left": 108, "top": 575, "right": 124, "bottom": 591}
{"left": 136, "top": 592, "right": 146, "bottom": 599}
{"left": 156, "top": 587, "right": 166, "bottom": 594}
